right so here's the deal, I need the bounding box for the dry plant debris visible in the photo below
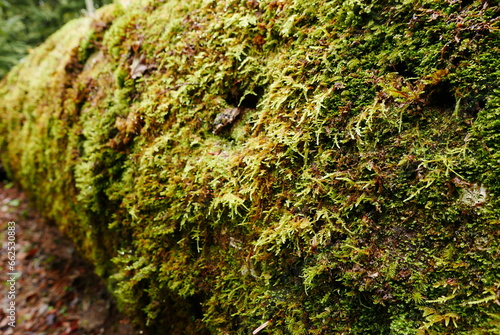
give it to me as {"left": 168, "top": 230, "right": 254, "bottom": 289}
{"left": 0, "top": 182, "right": 134, "bottom": 335}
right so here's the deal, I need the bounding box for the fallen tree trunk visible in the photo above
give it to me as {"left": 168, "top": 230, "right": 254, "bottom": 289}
{"left": 1, "top": 0, "right": 499, "bottom": 333}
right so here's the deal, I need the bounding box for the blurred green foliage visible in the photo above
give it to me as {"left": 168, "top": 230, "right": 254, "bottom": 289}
{"left": 0, "top": 0, "right": 112, "bottom": 77}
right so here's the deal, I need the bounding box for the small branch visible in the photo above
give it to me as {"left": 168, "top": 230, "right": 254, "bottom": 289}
{"left": 252, "top": 319, "right": 272, "bottom": 334}
{"left": 85, "top": 0, "right": 95, "bottom": 15}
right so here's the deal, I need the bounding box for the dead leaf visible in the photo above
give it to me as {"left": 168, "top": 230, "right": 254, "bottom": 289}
{"left": 130, "top": 54, "right": 156, "bottom": 79}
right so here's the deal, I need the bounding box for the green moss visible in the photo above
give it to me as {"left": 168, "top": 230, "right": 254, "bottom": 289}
{"left": 1, "top": 0, "right": 500, "bottom": 333}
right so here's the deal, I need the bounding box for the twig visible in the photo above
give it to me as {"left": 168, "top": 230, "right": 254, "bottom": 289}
{"left": 252, "top": 319, "right": 272, "bottom": 334}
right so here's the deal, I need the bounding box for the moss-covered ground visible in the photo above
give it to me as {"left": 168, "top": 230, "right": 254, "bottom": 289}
{"left": 1, "top": 0, "right": 500, "bottom": 333}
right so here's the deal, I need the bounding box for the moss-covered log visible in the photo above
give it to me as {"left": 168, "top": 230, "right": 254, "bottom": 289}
{"left": 1, "top": 0, "right": 500, "bottom": 333}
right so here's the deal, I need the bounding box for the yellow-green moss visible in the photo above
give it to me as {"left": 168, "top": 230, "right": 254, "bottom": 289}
{"left": 1, "top": 0, "right": 500, "bottom": 333}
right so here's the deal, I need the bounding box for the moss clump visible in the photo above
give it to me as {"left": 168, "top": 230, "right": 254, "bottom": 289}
{"left": 1, "top": 0, "right": 500, "bottom": 333}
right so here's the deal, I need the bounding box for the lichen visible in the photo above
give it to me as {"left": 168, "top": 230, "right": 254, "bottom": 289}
{"left": 1, "top": 0, "right": 500, "bottom": 334}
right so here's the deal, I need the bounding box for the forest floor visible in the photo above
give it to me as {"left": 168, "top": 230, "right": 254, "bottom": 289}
{"left": 0, "top": 181, "right": 136, "bottom": 335}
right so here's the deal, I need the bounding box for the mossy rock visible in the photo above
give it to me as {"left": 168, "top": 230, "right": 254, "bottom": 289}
{"left": 1, "top": 0, "right": 500, "bottom": 333}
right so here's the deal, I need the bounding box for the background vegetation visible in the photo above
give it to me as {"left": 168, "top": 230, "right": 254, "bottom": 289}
{"left": 0, "top": 0, "right": 499, "bottom": 334}
{"left": 0, "top": 0, "right": 112, "bottom": 77}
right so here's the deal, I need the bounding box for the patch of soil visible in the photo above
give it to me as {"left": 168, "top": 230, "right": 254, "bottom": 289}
{"left": 0, "top": 182, "right": 137, "bottom": 335}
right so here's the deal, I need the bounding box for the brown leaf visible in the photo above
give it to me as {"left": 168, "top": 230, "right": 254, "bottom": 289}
{"left": 130, "top": 54, "right": 148, "bottom": 79}
{"left": 130, "top": 54, "right": 156, "bottom": 79}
